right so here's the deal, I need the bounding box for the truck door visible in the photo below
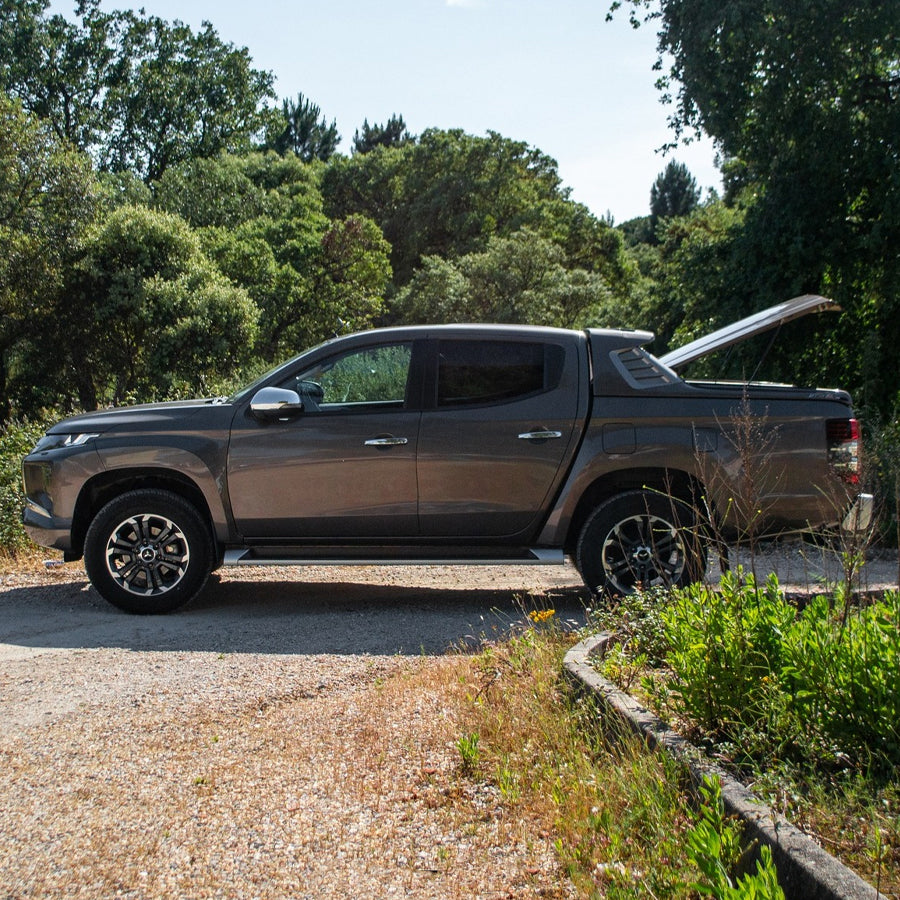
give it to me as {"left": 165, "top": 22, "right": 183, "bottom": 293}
{"left": 417, "top": 336, "right": 582, "bottom": 539}
{"left": 227, "top": 340, "right": 420, "bottom": 539}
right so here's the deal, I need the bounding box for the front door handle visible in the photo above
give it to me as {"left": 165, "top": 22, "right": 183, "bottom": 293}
{"left": 364, "top": 436, "right": 409, "bottom": 446}
{"left": 518, "top": 430, "right": 563, "bottom": 441}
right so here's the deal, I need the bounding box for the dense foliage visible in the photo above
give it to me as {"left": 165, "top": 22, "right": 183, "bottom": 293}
{"left": 658, "top": 572, "right": 900, "bottom": 769}
{"left": 0, "top": 0, "right": 274, "bottom": 181}
{"left": 2, "top": 0, "right": 899, "bottom": 519}
{"left": 0, "top": 3, "right": 638, "bottom": 420}
{"left": 611, "top": 0, "right": 900, "bottom": 416}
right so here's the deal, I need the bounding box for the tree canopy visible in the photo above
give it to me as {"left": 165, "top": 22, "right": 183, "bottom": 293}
{"left": 48, "top": 205, "right": 260, "bottom": 409}
{"left": 2, "top": 0, "right": 898, "bottom": 426}
{"left": 352, "top": 114, "right": 413, "bottom": 154}
{"left": 611, "top": 0, "right": 900, "bottom": 414}
{"left": 1, "top": 0, "right": 275, "bottom": 181}
{"left": 262, "top": 93, "right": 340, "bottom": 163}
{"left": 650, "top": 160, "right": 700, "bottom": 223}
{"left": 0, "top": 92, "right": 98, "bottom": 416}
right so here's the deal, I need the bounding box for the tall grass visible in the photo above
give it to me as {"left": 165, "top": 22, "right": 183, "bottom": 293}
{"left": 454, "top": 613, "right": 782, "bottom": 897}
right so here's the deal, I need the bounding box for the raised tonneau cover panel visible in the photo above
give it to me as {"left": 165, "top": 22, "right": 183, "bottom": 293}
{"left": 659, "top": 295, "right": 839, "bottom": 370}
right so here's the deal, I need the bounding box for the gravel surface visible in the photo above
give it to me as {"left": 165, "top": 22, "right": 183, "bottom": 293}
{"left": 0, "top": 561, "right": 586, "bottom": 899}
{"left": 1, "top": 548, "right": 895, "bottom": 898}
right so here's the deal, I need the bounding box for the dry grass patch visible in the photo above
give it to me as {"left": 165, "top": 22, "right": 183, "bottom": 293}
{"left": 451, "top": 623, "right": 703, "bottom": 899}
{"left": 0, "top": 652, "right": 574, "bottom": 899}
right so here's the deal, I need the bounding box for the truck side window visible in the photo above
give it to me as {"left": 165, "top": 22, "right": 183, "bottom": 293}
{"left": 436, "top": 340, "right": 564, "bottom": 407}
{"left": 282, "top": 343, "right": 413, "bottom": 410}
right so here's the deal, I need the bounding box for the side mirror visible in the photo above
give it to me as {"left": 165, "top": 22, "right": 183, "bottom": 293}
{"left": 250, "top": 386, "right": 304, "bottom": 420}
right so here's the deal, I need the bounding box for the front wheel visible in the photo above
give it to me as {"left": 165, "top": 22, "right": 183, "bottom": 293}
{"left": 576, "top": 490, "right": 706, "bottom": 597}
{"left": 84, "top": 489, "right": 213, "bottom": 614}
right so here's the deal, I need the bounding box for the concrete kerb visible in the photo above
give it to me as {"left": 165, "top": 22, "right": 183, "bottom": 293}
{"left": 563, "top": 633, "right": 880, "bottom": 900}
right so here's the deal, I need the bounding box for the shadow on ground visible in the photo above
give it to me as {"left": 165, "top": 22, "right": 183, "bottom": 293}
{"left": 0, "top": 568, "right": 590, "bottom": 657}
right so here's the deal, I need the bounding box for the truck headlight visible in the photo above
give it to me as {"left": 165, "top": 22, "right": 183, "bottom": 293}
{"left": 32, "top": 432, "right": 100, "bottom": 453}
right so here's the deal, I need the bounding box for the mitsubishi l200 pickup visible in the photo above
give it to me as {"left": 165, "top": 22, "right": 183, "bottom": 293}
{"left": 23, "top": 295, "right": 873, "bottom": 613}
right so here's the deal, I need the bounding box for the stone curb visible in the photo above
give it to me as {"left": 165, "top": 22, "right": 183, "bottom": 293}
{"left": 563, "top": 633, "right": 880, "bottom": 900}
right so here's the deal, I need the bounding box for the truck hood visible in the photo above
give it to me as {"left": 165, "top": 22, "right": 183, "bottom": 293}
{"left": 658, "top": 295, "right": 839, "bottom": 370}
{"left": 47, "top": 398, "right": 229, "bottom": 434}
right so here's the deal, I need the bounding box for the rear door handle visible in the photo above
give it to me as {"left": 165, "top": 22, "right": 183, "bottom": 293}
{"left": 364, "top": 436, "right": 409, "bottom": 446}
{"left": 518, "top": 430, "right": 563, "bottom": 441}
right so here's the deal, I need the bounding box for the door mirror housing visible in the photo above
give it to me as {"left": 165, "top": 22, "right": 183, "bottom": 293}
{"left": 250, "top": 386, "right": 304, "bottom": 420}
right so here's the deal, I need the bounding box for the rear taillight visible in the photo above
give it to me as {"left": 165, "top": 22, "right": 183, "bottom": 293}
{"left": 826, "top": 418, "right": 861, "bottom": 484}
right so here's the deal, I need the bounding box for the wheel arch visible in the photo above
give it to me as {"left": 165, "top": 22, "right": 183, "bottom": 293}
{"left": 70, "top": 468, "right": 219, "bottom": 560}
{"left": 563, "top": 467, "right": 707, "bottom": 555}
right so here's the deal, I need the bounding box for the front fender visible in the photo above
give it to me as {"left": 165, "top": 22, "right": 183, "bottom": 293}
{"left": 92, "top": 444, "right": 231, "bottom": 542}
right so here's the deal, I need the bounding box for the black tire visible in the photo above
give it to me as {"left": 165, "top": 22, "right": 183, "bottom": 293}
{"left": 84, "top": 489, "right": 213, "bottom": 614}
{"left": 576, "top": 490, "right": 706, "bottom": 597}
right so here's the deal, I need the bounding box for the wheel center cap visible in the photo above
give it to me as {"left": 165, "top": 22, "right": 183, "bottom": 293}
{"left": 633, "top": 546, "right": 653, "bottom": 564}
{"left": 139, "top": 546, "right": 157, "bottom": 564}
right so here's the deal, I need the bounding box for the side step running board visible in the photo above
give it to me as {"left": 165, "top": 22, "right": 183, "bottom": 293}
{"left": 223, "top": 548, "right": 566, "bottom": 567}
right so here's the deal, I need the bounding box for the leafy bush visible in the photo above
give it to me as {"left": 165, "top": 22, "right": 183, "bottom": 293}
{"left": 655, "top": 572, "right": 900, "bottom": 770}
{"left": 686, "top": 777, "right": 784, "bottom": 900}
{"left": 0, "top": 418, "right": 51, "bottom": 553}
{"left": 782, "top": 593, "right": 900, "bottom": 765}
{"left": 660, "top": 571, "right": 795, "bottom": 747}
{"left": 590, "top": 584, "right": 672, "bottom": 665}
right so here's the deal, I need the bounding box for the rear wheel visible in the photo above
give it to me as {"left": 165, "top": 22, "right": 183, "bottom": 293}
{"left": 576, "top": 490, "right": 706, "bottom": 597}
{"left": 84, "top": 489, "right": 213, "bottom": 614}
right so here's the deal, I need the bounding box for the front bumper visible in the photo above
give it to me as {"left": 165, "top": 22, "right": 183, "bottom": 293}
{"left": 21, "top": 450, "right": 99, "bottom": 554}
{"left": 23, "top": 502, "right": 74, "bottom": 552}
{"left": 841, "top": 492, "right": 874, "bottom": 535}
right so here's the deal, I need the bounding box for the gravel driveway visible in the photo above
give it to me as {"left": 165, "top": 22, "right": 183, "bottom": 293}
{"left": 2, "top": 547, "right": 894, "bottom": 898}
{"left": 0, "top": 561, "right": 587, "bottom": 899}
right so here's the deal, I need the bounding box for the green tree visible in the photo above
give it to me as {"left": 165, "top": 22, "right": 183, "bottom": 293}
{"left": 153, "top": 152, "right": 272, "bottom": 228}
{"left": 396, "top": 229, "right": 617, "bottom": 328}
{"left": 0, "top": 91, "right": 98, "bottom": 417}
{"left": 306, "top": 214, "right": 392, "bottom": 341}
{"left": 0, "top": 0, "right": 118, "bottom": 150}
{"left": 263, "top": 93, "right": 339, "bottom": 162}
{"left": 103, "top": 13, "right": 274, "bottom": 180}
{"left": 1, "top": 1, "right": 275, "bottom": 181}
{"left": 205, "top": 211, "right": 389, "bottom": 359}
{"left": 612, "top": 0, "right": 900, "bottom": 413}
{"left": 167, "top": 152, "right": 392, "bottom": 359}
{"left": 324, "top": 128, "right": 630, "bottom": 294}
{"left": 352, "top": 114, "right": 413, "bottom": 154}
{"left": 56, "top": 205, "right": 259, "bottom": 408}
{"left": 650, "top": 160, "right": 700, "bottom": 223}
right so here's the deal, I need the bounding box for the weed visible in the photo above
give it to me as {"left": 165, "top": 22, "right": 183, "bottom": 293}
{"left": 588, "top": 585, "right": 671, "bottom": 665}
{"left": 456, "top": 732, "right": 480, "bottom": 775}
{"left": 528, "top": 608, "right": 556, "bottom": 625}
{"left": 686, "top": 777, "right": 784, "bottom": 900}
{"left": 496, "top": 756, "right": 521, "bottom": 802}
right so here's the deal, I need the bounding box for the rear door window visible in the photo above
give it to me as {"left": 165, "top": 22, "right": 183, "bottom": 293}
{"left": 436, "top": 340, "right": 564, "bottom": 407}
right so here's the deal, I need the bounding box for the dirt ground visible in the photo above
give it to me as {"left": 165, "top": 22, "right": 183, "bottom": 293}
{"left": 1, "top": 547, "right": 895, "bottom": 898}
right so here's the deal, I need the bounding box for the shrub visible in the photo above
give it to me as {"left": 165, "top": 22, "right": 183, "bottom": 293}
{"left": 656, "top": 572, "right": 900, "bottom": 770}
{"left": 660, "top": 571, "right": 796, "bottom": 746}
{"left": 0, "top": 417, "right": 52, "bottom": 554}
{"left": 782, "top": 592, "right": 900, "bottom": 765}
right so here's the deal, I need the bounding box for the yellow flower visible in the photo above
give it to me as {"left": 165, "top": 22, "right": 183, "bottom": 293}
{"left": 528, "top": 609, "right": 556, "bottom": 623}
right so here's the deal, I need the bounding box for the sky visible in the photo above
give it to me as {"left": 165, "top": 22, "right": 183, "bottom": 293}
{"left": 52, "top": 0, "right": 722, "bottom": 223}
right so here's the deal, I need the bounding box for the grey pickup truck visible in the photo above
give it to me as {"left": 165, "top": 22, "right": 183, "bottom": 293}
{"left": 23, "top": 295, "right": 873, "bottom": 613}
